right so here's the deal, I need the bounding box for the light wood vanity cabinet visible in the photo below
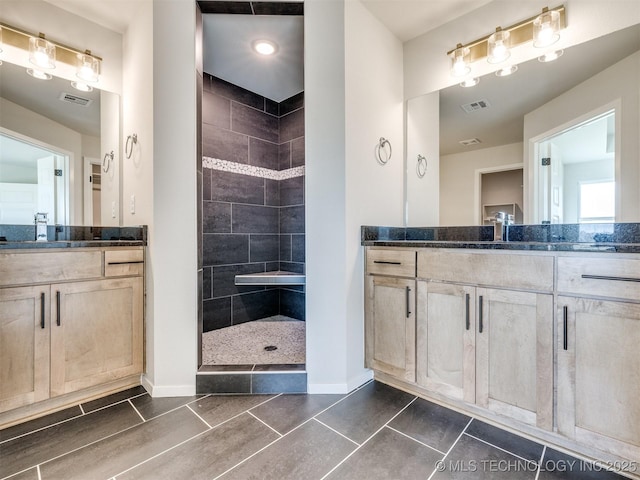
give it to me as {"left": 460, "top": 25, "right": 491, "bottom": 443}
{"left": 0, "top": 248, "right": 144, "bottom": 417}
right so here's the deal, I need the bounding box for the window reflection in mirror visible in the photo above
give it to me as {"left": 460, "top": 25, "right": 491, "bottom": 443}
{"left": 0, "top": 131, "right": 70, "bottom": 225}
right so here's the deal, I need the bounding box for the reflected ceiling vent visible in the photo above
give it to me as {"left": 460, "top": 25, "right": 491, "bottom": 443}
{"left": 459, "top": 138, "right": 482, "bottom": 146}
{"left": 460, "top": 99, "right": 490, "bottom": 113}
{"left": 58, "top": 92, "right": 92, "bottom": 107}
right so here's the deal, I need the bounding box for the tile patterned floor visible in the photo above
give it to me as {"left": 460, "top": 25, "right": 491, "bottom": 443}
{"left": 0, "top": 381, "right": 631, "bottom": 480}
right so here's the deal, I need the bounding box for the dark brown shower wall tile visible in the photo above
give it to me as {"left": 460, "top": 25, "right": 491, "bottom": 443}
{"left": 232, "top": 289, "right": 279, "bottom": 324}
{"left": 280, "top": 289, "right": 305, "bottom": 320}
{"left": 203, "top": 123, "right": 249, "bottom": 163}
{"left": 292, "top": 234, "right": 305, "bottom": 262}
{"left": 266, "top": 179, "right": 280, "bottom": 206}
{"left": 250, "top": 234, "right": 280, "bottom": 262}
{"left": 196, "top": 373, "right": 252, "bottom": 394}
{"left": 279, "top": 91, "right": 304, "bottom": 116}
{"left": 203, "top": 296, "right": 231, "bottom": 331}
{"left": 211, "top": 170, "right": 265, "bottom": 205}
{"left": 210, "top": 75, "right": 265, "bottom": 110}
{"left": 279, "top": 108, "right": 304, "bottom": 143}
{"left": 279, "top": 234, "right": 292, "bottom": 262}
{"left": 0, "top": 402, "right": 142, "bottom": 479}
{"left": 251, "top": 2, "right": 304, "bottom": 15}
{"left": 116, "top": 413, "right": 279, "bottom": 480}
{"left": 202, "top": 91, "right": 231, "bottom": 129}
{"left": 198, "top": 1, "right": 254, "bottom": 15}
{"left": 280, "top": 176, "right": 304, "bottom": 206}
{"left": 291, "top": 137, "right": 305, "bottom": 167}
{"left": 203, "top": 233, "right": 249, "bottom": 265}
{"left": 232, "top": 204, "right": 279, "bottom": 234}
{"left": 280, "top": 205, "right": 305, "bottom": 233}
{"left": 279, "top": 142, "right": 292, "bottom": 170}
{"left": 232, "top": 102, "right": 279, "bottom": 143}
{"left": 203, "top": 266, "right": 213, "bottom": 299}
{"left": 203, "top": 201, "right": 231, "bottom": 233}
{"left": 249, "top": 137, "right": 279, "bottom": 169}
{"left": 265, "top": 98, "right": 279, "bottom": 116}
{"left": 203, "top": 167, "right": 212, "bottom": 201}
{"left": 212, "top": 263, "right": 266, "bottom": 298}
{"left": 39, "top": 407, "right": 208, "bottom": 480}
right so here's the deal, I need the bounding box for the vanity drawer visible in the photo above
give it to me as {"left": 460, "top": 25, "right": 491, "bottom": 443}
{"left": 557, "top": 256, "right": 640, "bottom": 301}
{"left": 366, "top": 248, "right": 416, "bottom": 277}
{"left": 418, "top": 250, "right": 554, "bottom": 292}
{"left": 0, "top": 251, "right": 102, "bottom": 287}
{"left": 104, "top": 249, "right": 144, "bottom": 277}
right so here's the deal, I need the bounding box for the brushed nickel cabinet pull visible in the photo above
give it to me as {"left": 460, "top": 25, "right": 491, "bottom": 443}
{"left": 56, "top": 291, "right": 61, "bottom": 326}
{"left": 581, "top": 274, "right": 640, "bottom": 283}
{"left": 40, "top": 292, "right": 45, "bottom": 329}
{"left": 107, "top": 261, "right": 144, "bottom": 265}
{"left": 563, "top": 305, "right": 568, "bottom": 351}
{"left": 373, "top": 260, "right": 401, "bottom": 265}
{"left": 406, "top": 286, "right": 412, "bottom": 318}
{"left": 465, "top": 293, "right": 470, "bottom": 330}
{"left": 478, "top": 295, "right": 484, "bottom": 333}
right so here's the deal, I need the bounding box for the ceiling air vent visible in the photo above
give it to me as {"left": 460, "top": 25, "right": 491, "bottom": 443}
{"left": 459, "top": 138, "right": 482, "bottom": 146}
{"left": 460, "top": 99, "right": 490, "bottom": 113}
{"left": 59, "top": 92, "right": 92, "bottom": 107}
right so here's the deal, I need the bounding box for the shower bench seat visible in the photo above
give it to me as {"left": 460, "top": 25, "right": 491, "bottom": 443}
{"left": 234, "top": 271, "right": 306, "bottom": 286}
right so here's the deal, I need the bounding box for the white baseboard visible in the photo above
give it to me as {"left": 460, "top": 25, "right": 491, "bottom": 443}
{"left": 307, "top": 369, "right": 373, "bottom": 394}
{"left": 141, "top": 375, "right": 196, "bottom": 397}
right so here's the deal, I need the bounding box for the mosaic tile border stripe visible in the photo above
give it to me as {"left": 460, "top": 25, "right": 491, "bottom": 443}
{"left": 203, "top": 157, "right": 304, "bottom": 180}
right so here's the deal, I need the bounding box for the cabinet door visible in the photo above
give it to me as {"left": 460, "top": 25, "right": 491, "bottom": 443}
{"left": 557, "top": 296, "right": 640, "bottom": 461}
{"left": 50, "top": 277, "right": 143, "bottom": 396}
{"left": 416, "top": 281, "right": 475, "bottom": 403}
{"left": 365, "top": 276, "right": 416, "bottom": 382}
{"left": 476, "top": 288, "right": 553, "bottom": 430}
{"left": 0, "top": 286, "right": 50, "bottom": 412}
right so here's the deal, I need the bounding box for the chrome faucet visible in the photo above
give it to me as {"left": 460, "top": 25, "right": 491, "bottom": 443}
{"left": 493, "top": 212, "right": 513, "bottom": 241}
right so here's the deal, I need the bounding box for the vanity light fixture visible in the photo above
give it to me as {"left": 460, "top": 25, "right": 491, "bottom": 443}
{"left": 76, "top": 53, "right": 99, "bottom": 82}
{"left": 533, "top": 7, "right": 561, "bottom": 48}
{"left": 487, "top": 27, "right": 511, "bottom": 64}
{"left": 538, "top": 49, "right": 564, "bottom": 62}
{"left": 29, "top": 35, "right": 55, "bottom": 69}
{"left": 252, "top": 39, "right": 278, "bottom": 56}
{"left": 450, "top": 44, "right": 471, "bottom": 77}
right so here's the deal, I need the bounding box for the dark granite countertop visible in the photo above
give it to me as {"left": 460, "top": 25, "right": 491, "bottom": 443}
{"left": 0, "top": 225, "right": 147, "bottom": 249}
{"left": 362, "top": 223, "right": 640, "bottom": 254}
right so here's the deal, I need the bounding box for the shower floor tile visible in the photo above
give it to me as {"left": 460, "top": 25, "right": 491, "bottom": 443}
{"left": 202, "top": 317, "right": 305, "bottom": 365}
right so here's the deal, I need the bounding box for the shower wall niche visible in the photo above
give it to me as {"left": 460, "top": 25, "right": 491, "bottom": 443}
{"left": 202, "top": 74, "right": 305, "bottom": 335}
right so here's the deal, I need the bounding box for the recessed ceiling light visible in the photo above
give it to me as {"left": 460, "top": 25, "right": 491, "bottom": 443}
{"left": 252, "top": 39, "right": 278, "bottom": 56}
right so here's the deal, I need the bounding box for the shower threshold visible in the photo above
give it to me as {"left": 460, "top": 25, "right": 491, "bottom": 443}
{"left": 234, "top": 270, "right": 305, "bottom": 286}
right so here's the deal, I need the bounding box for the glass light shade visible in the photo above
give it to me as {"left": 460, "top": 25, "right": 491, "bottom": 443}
{"left": 76, "top": 54, "right": 99, "bottom": 82}
{"left": 460, "top": 77, "right": 480, "bottom": 88}
{"left": 487, "top": 28, "right": 511, "bottom": 64}
{"left": 538, "top": 50, "right": 564, "bottom": 63}
{"left": 450, "top": 44, "right": 471, "bottom": 77}
{"left": 533, "top": 9, "right": 561, "bottom": 48}
{"left": 27, "top": 68, "right": 52, "bottom": 80}
{"left": 29, "top": 37, "right": 56, "bottom": 69}
{"left": 495, "top": 65, "right": 518, "bottom": 77}
{"left": 71, "top": 81, "right": 93, "bottom": 92}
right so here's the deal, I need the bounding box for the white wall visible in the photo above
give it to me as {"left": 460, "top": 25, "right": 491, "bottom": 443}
{"left": 524, "top": 51, "right": 640, "bottom": 222}
{"left": 440, "top": 142, "right": 523, "bottom": 226}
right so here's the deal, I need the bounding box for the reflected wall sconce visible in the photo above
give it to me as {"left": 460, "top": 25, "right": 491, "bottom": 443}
{"left": 0, "top": 22, "right": 101, "bottom": 89}
{"left": 448, "top": 5, "right": 565, "bottom": 85}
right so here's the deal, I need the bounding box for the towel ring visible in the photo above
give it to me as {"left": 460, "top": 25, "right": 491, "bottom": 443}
{"left": 102, "top": 151, "right": 114, "bottom": 173}
{"left": 376, "top": 137, "right": 392, "bottom": 165}
{"left": 125, "top": 133, "right": 138, "bottom": 159}
{"left": 417, "top": 154, "right": 427, "bottom": 178}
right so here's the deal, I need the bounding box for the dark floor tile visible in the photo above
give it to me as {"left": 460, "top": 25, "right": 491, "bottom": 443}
{"left": 291, "top": 234, "right": 305, "bottom": 262}
{"left": 5, "top": 467, "right": 38, "bottom": 480}
{"left": 211, "top": 170, "right": 265, "bottom": 205}
{"left": 0, "top": 402, "right": 141, "bottom": 479}
{"left": 191, "top": 394, "right": 274, "bottom": 426}
{"left": 249, "top": 138, "right": 279, "bottom": 169}
{"left": 196, "top": 373, "right": 252, "bottom": 395}
{"left": 203, "top": 233, "right": 249, "bottom": 265}
{"left": 203, "top": 123, "right": 248, "bottom": 163}
{"left": 116, "top": 413, "right": 279, "bottom": 480}
{"left": 265, "top": 179, "right": 279, "bottom": 206}
{"left": 130, "top": 394, "right": 202, "bottom": 421}
{"left": 251, "top": 373, "right": 307, "bottom": 394}
{"left": 466, "top": 419, "right": 544, "bottom": 463}
{"left": 280, "top": 176, "right": 304, "bottom": 206}
{"left": 291, "top": 137, "right": 305, "bottom": 167}
{"left": 0, "top": 405, "right": 82, "bottom": 443}
{"left": 203, "top": 201, "right": 231, "bottom": 233}
{"left": 212, "top": 263, "right": 266, "bottom": 298}
{"left": 433, "top": 434, "right": 537, "bottom": 479}
{"left": 389, "top": 397, "right": 470, "bottom": 453}
{"left": 218, "top": 419, "right": 356, "bottom": 480}
{"left": 81, "top": 386, "right": 148, "bottom": 413}
{"left": 250, "top": 394, "right": 343, "bottom": 434}
{"left": 316, "top": 381, "right": 415, "bottom": 444}
{"left": 279, "top": 108, "right": 304, "bottom": 143}
{"left": 250, "top": 234, "right": 279, "bottom": 262}
{"left": 39, "top": 407, "right": 207, "bottom": 480}
{"left": 278, "top": 142, "right": 291, "bottom": 170}
{"left": 232, "top": 290, "right": 279, "bottom": 324}
{"left": 279, "top": 92, "right": 304, "bottom": 116}
{"left": 538, "top": 449, "right": 627, "bottom": 480}
{"left": 232, "top": 204, "right": 279, "bottom": 234}
{"left": 280, "top": 205, "right": 305, "bottom": 233}
{"left": 327, "top": 426, "right": 441, "bottom": 480}
{"left": 203, "top": 296, "right": 231, "bottom": 331}
{"left": 232, "top": 102, "right": 279, "bottom": 143}
{"left": 203, "top": 91, "right": 230, "bottom": 129}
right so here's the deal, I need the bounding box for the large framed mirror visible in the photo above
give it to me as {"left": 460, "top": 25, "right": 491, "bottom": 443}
{"left": 0, "top": 59, "right": 120, "bottom": 226}
{"left": 406, "top": 22, "right": 640, "bottom": 226}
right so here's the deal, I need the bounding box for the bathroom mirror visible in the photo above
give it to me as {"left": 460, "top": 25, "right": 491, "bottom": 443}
{"left": 0, "top": 59, "right": 121, "bottom": 226}
{"left": 406, "top": 23, "right": 640, "bottom": 226}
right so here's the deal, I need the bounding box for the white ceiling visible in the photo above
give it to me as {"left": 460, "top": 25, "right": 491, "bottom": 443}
{"left": 42, "top": 0, "right": 136, "bottom": 33}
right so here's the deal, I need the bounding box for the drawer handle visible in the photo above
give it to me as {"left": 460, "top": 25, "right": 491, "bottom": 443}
{"left": 563, "top": 305, "right": 568, "bottom": 351}
{"left": 478, "top": 295, "right": 483, "bottom": 334}
{"left": 107, "top": 261, "right": 144, "bottom": 265}
{"left": 40, "top": 292, "right": 45, "bottom": 329}
{"left": 581, "top": 274, "right": 640, "bottom": 283}
{"left": 373, "top": 260, "right": 402, "bottom": 265}
{"left": 405, "top": 286, "right": 412, "bottom": 318}
{"left": 56, "top": 290, "right": 61, "bottom": 326}
{"left": 465, "top": 293, "right": 470, "bottom": 330}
